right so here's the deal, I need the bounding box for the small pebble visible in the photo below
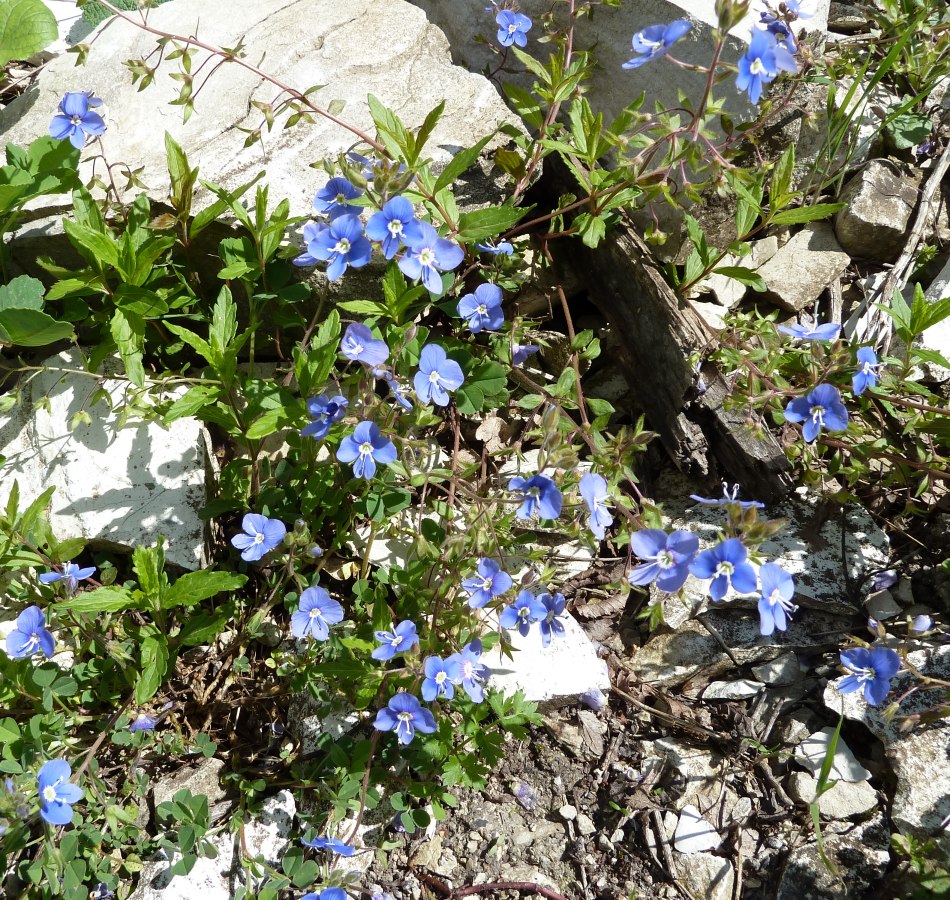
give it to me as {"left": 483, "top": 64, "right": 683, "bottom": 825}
{"left": 559, "top": 803, "right": 577, "bottom": 821}
{"left": 576, "top": 813, "right": 596, "bottom": 836}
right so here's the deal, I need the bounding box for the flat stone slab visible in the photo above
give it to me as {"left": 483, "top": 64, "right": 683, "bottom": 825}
{"left": 758, "top": 222, "right": 851, "bottom": 312}
{"left": 824, "top": 644, "right": 950, "bottom": 850}
{"left": 0, "top": 349, "right": 210, "bottom": 569}
{"left": 483, "top": 611, "right": 610, "bottom": 707}
{"left": 0, "top": 0, "right": 522, "bottom": 242}
{"left": 795, "top": 727, "right": 872, "bottom": 782}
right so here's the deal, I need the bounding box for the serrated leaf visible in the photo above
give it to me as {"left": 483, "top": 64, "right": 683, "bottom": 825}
{"left": 769, "top": 203, "right": 845, "bottom": 225}
{"left": 712, "top": 265, "right": 767, "bottom": 292}
{"left": 110, "top": 309, "right": 145, "bottom": 387}
{"left": 163, "top": 384, "right": 221, "bottom": 424}
{"left": 162, "top": 570, "right": 246, "bottom": 609}
{"left": 456, "top": 205, "right": 526, "bottom": 243}
{"left": 433, "top": 134, "right": 494, "bottom": 194}
{"left": 244, "top": 406, "right": 295, "bottom": 440}
{"left": 179, "top": 602, "right": 235, "bottom": 646}
{"left": 0, "top": 0, "right": 58, "bottom": 67}
{"left": 54, "top": 586, "right": 138, "bottom": 614}
{"left": 62, "top": 219, "right": 120, "bottom": 268}
{"left": 133, "top": 541, "right": 166, "bottom": 602}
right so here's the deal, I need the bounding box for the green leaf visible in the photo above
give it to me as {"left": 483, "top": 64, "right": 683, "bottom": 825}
{"left": 455, "top": 359, "right": 509, "bottom": 414}
{"left": 113, "top": 285, "right": 169, "bottom": 317}
{"left": 367, "top": 94, "right": 412, "bottom": 161}
{"left": 712, "top": 265, "right": 767, "bottom": 292}
{"left": 178, "top": 602, "right": 235, "bottom": 646}
{"left": 770, "top": 145, "right": 795, "bottom": 212}
{"left": 456, "top": 205, "right": 526, "bottom": 243}
{"left": 433, "top": 134, "right": 494, "bottom": 194}
{"left": 163, "top": 571, "right": 246, "bottom": 609}
{"left": 62, "top": 220, "right": 120, "bottom": 268}
{"left": 110, "top": 309, "right": 146, "bottom": 387}
{"left": 164, "top": 384, "right": 222, "bottom": 424}
{"left": 0, "top": 308, "right": 74, "bottom": 346}
{"left": 885, "top": 111, "right": 932, "bottom": 151}
{"left": 54, "top": 586, "right": 139, "bottom": 614}
{"left": 245, "top": 406, "right": 295, "bottom": 440}
{"left": 136, "top": 635, "right": 170, "bottom": 704}
{"left": 0, "top": 274, "right": 44, "bottom": 309}
{"left": 769, "top": 203, "right": 845, "bottom": 225}
{"left": 0, "top": 0, "right": 58, "bottom": 67}
{"left": 164, "top": 321, "right": 212, "bottom": 365}
{"left": 133, "top": 541, "right": 166, "bottom": 602}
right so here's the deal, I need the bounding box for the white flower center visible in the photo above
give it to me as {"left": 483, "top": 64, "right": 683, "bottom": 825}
{"left": 750, "top": 57, "right": 766, "bottom": 76}
{"left": 480, "top": 576, "right": 494, "bottom": 591}
{"left": 428, "top": 370, "right": 441, "bottom": 384}
{"left": 70, "top": 115, "right": 82, "bottom": 126}
{"left": 476, "top": 304, "right": 488, "bottom": 315}
{"left": 419, "top": 248, "right": 436, "bottom": 267}
{"left": 333, "top": 238, "right": 351, "bottom": 255}
{"left": 507, "top": 23, "right": 518, "bottom": 33}
{"left": 398, "top": 711, "right": 413, "bottom": 724}
{"left": 359, "top": 441, "right": 374, "bottom": 457}
{"left": 518, "top": 606, "right": 531, "bottom": 619}
{"left": 388, "top": 219, "right": 403, "bottom": 236}
{"left": 810, "top": 404, "right": 826, "bottom": 428}
{"left": 253, "top": 532, "right": 265, "bottom": 544}
{"left": 462, "top": 661, "right": 474, "bottom": 680}
{"left": 714, "top": 561, "right": 735, "bottom": 579}
{"left": 435, "top": 671, "right": 447, "bottom": 685}
{"left": 391, "top": 634, "right": 403, "bottom": 648}
{"left": 309, "top": 608, "right": 322, "bottom": 620}
{"left": 769, "top": 588, "right": 784, "bottom": 607}
{"left": 335, "top": 193, "right": 348, "bottom": 204}
{"left": 43, "top": 785, "right": 58, "bottom": 802}
{"left": 656, "top": 550, "right": 674, "bottom": 569}
{"left": 641, "top": 36, "right": 662, "bottom": 50}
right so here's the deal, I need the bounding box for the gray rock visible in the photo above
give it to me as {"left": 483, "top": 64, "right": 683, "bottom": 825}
{"left": 0, "top": 349, "right": 210, "bottom": 570}
{"left": 690, "top": 236, "right": 779, "bottom": 308}
{"left": 865, "top": 589, "right": 902, "bottom": 621}
{"left": 662, "top": 481, "right": 888, "bottom": 619}
{"left": 407, "top": 0, "right": 829, "bottom": 129}
{"left": 286, "top": 694, "right": 359, "bottom": 756}
{"left": 834, "top": 161, "right": 917, "bottom": 262}
{"left": 152, "top": 758, "right": 227, "bottom": 818}
{"left": 575, "top": 813, "right": 596, "bottom": 836}
{"left": 787, "top": 771, "right": 877, "bottom": 819}
{"left": 824, "top": 645, "right": 950, "bottom": 850}
{"left": 795, "top": 728, "right": 872, "bottom": 783}
{"left": 701, "top": 679, "right": 764, "bottom": 700}
{"left": 757, "top": 223, "right": 851, "bottom": 312}
{"left": 752, "top": 652, "right": 802, "bottom": 686}
{"left": 672, "top": 851, "right": 733, "bottom": 900}
{"left": 483, "top": 610, "right": 610, "bottom": 707}
{"left": 673, "top": 804, "right": 721, "bottom": 853}
{"left": 1, "top": 0, "right": 523, "bottom": 271}
{"left": 775, "top": 814, "right": 890, "bottom": 899}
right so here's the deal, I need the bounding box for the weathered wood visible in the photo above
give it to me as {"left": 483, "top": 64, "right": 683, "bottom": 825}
{"left": 571, "top": 220, "right": 793, "bottom": 500}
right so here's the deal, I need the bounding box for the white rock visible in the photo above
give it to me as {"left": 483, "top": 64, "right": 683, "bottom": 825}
{"left": 691, "top": 236, "right": 779, "bottom": 308}
{"left": 673, "top": 851, "right": 734, "bottom": 900}
{"left": 483, "top": 612, "right": 610, "bottom": 707}
{"left": 0, "top": 350, "right": 210, "bottom": 569}
{"left": 37, "top": 0, "right": 93, "bottom": 56}
{"left": 243, "top": 790, "right": 296, "bottom": 865}
{"left": 752, "top": 652, "right": 802, "bottom": 686}
{"left": 701, "top": 678, "right": 763, "bottom": 700}
{"left": 674, "top": 804, "right": 722, "bottom": 853}
{"left": 787, "top": 771, "right": 877, "bottom": 819}
{"left": 865, "top": 589, "right": 902, "bottom": 621}
{"left": 916, "top": 256, "right": 950, "bottom": 382}
{"left": 1, "top": 0, "right": 524, "bottom": 269}
{"left": 824, "top": 645, "right": 950, "bottom": 849}
{"left": 558, "top": 804, "right": 577, "bottom": 821}
{"left": 795, "top": 728, "right": 872, "bottom": 783}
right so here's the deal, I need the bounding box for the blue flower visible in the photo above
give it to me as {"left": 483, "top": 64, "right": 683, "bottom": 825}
{"left": 496, "top": 10, "right": 532, "bottom": 47}
{"left": 422, "top": 655, "right": 463, "bottom": 701}
{"left": 508, "top": 474, "right": 562, "bottom": 520}
{"left": 398, "top": 222, "right": 464, "bottom": 294}
{"left": 313, "top": 177, "right": 363, "bottom": 221}
{"left": 446, "top": 640, "right": 489, "bottom": 702}
{"left": 379, "top": 372, "right": 414, "bottom": 411}
{"left": 476, "top": 240, "right": 514, "bottom": 256}
{"left": 231, "top": 514, "right": 286, "bottom": 562}
{"left": 579, "top": 689, "right": 606, "bottom": 711}
{"left": 374, "top": 692, "right": 437, "bottom": 744}
{"left": 365, "top": 196, "right": 423, "bottom": 259}
{"left": 761, "top": 15, "right": 798, "bottom": 53}
{"left": 91, "top": 884, "right": 115, "bottom": 900}
{"left": 622, "top": 20, "right": 691, "bottom": 69}
{"left": 689, "top": 538, "right": 759, "bottom": 602}
{"left": 340, "top": 323, "right": 389, "bottom": 367}
{"left": 372, "top": 620, "right": 419, "bottom": 661}
{"left": 129, "top": 713, "right": 157, "bottom": 733}
{"left": 303, "top": 214, "right": 372, "bottom": 281}
{"left": 458, "top": 283, "right": 505, "bottom": 334}
{"left": 301, "top": 394, "right": 348, "bottom": 440}
{"left": 628, "top": 529, "right": 699, "bottom": 593}
{"left": 579, "top": 472, "right": 613, "bottom": 540}
{"left": 291, "top": 586, "right": 344, "bottom": 641}
{"left": 736, "top": 29, "right": 798, "bottom": 104}
{"left": 689, "top": 482, "right": 765, "bottom": 509}
{"left": 499, "top": 589, "right": 546, "bottom": 637}
{"left": 292, "top": 221, "right": 330, "bottom": 267}
{"left": 911, "top": 614, "right": 933, "bottom": 634}
{"left": 302, "top": 890, "right": 348, "bottom": 900}
{"left": 301, "top": 835, "right": 355, "bottom": 856}
{"left": 336, "top": 421, "right": 398, "bottom": 479}
{"left": 37, "top": 759, "right": 82, "bottom": 826}
{"left": 777, "top": 321, "right": 841, "bottom": 341}
{"left": 6, "top": 605, "right": 55, "bottom": 659}
{"left": 538, "top": 592, "right": 567, "bottom": 648}
{"left": 511, "top": 342, "right": 539, "bottom": 367}
{"left": 39, "top": 562, "right": 96, "bottom": 592}
{"left": 49, "top": 92, "right": 105, "bottom": 149}
{"left": 757, "top": 563, "right": 797, "bottom": 636}
{"left": 837, "top": 646, "right": 901, "bottom": 706}
{"left": 414, "top": 344, "right": 464, "bottom": 406}
{"left": 783, "top": 383, "right": 849, "bottom": 442}
{"left": 852, "top": 347, "right": 879, "bottom": 396}
{"left": 462, "top": 558, "right": 513, "bottom": 608}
